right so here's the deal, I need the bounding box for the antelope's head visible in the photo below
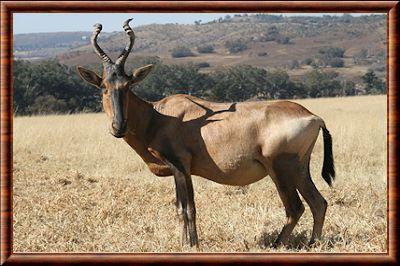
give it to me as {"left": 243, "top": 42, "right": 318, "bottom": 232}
{"left": 77, "top": 19, "right": 154, "bottom": 138}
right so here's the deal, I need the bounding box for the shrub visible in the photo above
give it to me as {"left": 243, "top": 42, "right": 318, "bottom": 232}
{"left": 171, "top": 46, "right": 194, "bottom": 58}
{"left": 318, "top": 46, "right": 345, "bottom": 58}
{"left": 314, "top": 54, "right": 345, "bottom": 68}
{"left": 356, "top": 48, "right": 368, "bottom": 59}
{"left": 225, "top": 39, "right": 248, "bottom": 54}
{"left": 291, "top": 60, "right": 300, "bottom": 69}
{"left": 260, "top": 26, "right": 279, "bottom": 42}
{"left": 302, "top": 58, "right": 313, "bottom": 65}
{"left": 276, "top": 35, "right": 290, "bottom": 44}
{"left": 197, "top": 45, "right": 214, "bottom": 54}
{"left": 196, "top": 62, "right": 210, "bottom": 68}
{"left": 328, "top": 57, "right": 345, "bottom": 68}
{"left": 266, "top": 26, "right": 279, "bottom": 40}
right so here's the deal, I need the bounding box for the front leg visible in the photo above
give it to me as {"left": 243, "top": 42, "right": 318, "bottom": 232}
{"left": 174, "top": 171, "right": 198, "bottom": 247}
{"left": 174, "top": 176, "right": 188, "bottom": 245}
{"left": 148, "top": 147, "right": 198, "bottom": 247}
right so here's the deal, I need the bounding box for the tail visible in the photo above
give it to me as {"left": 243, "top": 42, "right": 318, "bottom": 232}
{"left": 321, "top": 124, "right": 335, "bottom": 186}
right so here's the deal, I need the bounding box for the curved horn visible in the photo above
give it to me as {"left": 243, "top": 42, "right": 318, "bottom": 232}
{"left": 115, "top": 18, "right": 135, "bottom": 68}
{"left": 91, "top": 23, "right": 113, "bottom": 65}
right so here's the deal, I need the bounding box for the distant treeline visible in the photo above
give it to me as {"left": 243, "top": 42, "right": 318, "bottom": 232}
{"left": 13, "top": 59, "right": 386, "bottom": 116}
{"left": 13, "top": 60, "right": 101, "bottom": 115}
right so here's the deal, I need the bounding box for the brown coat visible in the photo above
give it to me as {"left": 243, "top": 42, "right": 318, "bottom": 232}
{"left": 124, "top": 93, "right": 324, "bottom": 186}
{"left": 77, "top": 19, "right": 335, "bottom": 248}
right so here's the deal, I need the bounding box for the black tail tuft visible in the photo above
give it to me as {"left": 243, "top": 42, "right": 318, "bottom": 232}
{"left": 322, "top": 126, "right": 335, "bottom": 186}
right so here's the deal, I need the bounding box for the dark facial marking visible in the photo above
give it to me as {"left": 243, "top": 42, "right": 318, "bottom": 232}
{"left": 110, "top": 89, "right": 127, "bottom": 138}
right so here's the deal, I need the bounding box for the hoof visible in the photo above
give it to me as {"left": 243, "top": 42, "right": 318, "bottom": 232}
{"left": 272, "top": 240, "right": 283, "bottom": 249}
{"left": 188, "top": 244, "right": 200, "bottom": 252}
{"left": 308, "top": 239, "right": 320, "bottom": 247}
{"left": 189, "top": 238, "right": 199, "bottom": 249}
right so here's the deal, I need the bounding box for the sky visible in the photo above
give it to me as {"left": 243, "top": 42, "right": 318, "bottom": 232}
{"left": 13, "top": 13, "right": 381, "bottom": 34}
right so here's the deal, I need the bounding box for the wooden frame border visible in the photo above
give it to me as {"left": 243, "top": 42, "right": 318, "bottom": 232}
{"left": 1, "top": 1, "right": 398, "bottom": 265}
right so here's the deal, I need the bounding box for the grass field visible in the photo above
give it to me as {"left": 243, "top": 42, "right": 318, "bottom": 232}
{"left": 13, "top": 95, "right": 387, "bottom": 253}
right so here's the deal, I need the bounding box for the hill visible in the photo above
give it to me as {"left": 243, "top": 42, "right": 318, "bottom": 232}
{"left": 14, "top": 31, "right": 113, "bottom": 59}
{"left": 14, "top": 14, "right": 386, "bottom": 81}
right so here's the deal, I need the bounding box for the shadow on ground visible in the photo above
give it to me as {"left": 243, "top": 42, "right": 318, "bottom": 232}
{"left": 258, "top": 230, "right": 350, "bottom": 251}
{"left": 257, "top": 230, "right": 309, "bottom": 250}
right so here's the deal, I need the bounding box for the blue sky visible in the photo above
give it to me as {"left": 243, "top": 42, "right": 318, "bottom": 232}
{"left": 13, "top": 13, "right": 381, "bottom": 34}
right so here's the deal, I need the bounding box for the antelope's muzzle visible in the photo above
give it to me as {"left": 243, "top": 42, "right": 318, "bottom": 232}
{"left": 110, "top": 120, "right": 127, "bottom": 138}
{"left": 110, "top": 89, "right": 127, "bottom": 138}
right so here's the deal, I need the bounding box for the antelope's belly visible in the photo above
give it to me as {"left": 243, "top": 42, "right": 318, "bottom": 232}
{"left": 191, "top": 121, "right": 267, "bottom": 185}
{"left": 194, "top": 154, "right": 268, "bottom": 186}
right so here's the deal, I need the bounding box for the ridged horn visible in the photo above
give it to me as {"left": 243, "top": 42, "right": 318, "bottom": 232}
{"left": 91, "top": 23, "right": 113, "bottom": 65}
{"left": 115, "top": 18, "right": 135, "bottom": 68}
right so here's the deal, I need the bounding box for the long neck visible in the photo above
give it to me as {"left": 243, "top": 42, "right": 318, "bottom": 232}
{"left": 125, "top": 90, "right": 155, "bottom": 142}
{"left": 123, "top": 90, "right": 158, "bottom": 162}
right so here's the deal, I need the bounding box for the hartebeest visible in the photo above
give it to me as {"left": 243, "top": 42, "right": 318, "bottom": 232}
{"left": 77, "top": 19, "right": 335, "bottom": 248}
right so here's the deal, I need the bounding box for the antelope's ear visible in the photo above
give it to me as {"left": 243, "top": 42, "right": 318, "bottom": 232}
{"left": 77, "top": 66, "right": 102, "bottom": 88}
{"left": 132, "top": 64, "right": 154, "bottom": 83}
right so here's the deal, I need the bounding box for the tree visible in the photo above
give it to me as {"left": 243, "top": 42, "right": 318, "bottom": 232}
{"left": 361, "top": 70, "right": 386, "bottom": 94}
{"left": 341, "top": 80, "right": 356, "bottom": 96}
{"left": 314, "top": 47, "right": 346, "bottom": 68}
{"left": 13, "top": 59, "right": 101, "bottom": 115}
{"left": 303, "top": 70, "right": 342, "bottom": 97}
{"left": 13, "top": 60, "right": 37, "bottom": 114}
{"left": 135, "top": 62, "right": 211, "bottom": 101}
{"left": 209, "top": 66, "right": 303, "bottom": 101}
{"left": 13, "top": 57, "right": 385, "bottom": 116}
{"left": 266, "top": 70, "right": 299, "bottom": 99}
{"left": 209, "top": 65, "right": 265, "bottom": 102}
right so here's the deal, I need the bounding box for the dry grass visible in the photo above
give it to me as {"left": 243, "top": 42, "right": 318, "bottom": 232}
{"left": 13, "top": 95, "right": 387, "bottom": 253}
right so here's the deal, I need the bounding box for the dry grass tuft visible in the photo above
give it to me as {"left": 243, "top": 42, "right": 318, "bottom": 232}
{"left": 13, "top": 95, "right": 387, "bottom": 252}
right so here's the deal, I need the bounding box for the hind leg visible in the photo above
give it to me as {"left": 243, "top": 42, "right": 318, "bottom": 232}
{"left": 297, "top": 165, "right": 328, "bottom": 245}
{"left": 272, "top": 182, "right": 305, "bottom": 247}
{"left": 270, "top": 156, "right": 305, "bottom": 247}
